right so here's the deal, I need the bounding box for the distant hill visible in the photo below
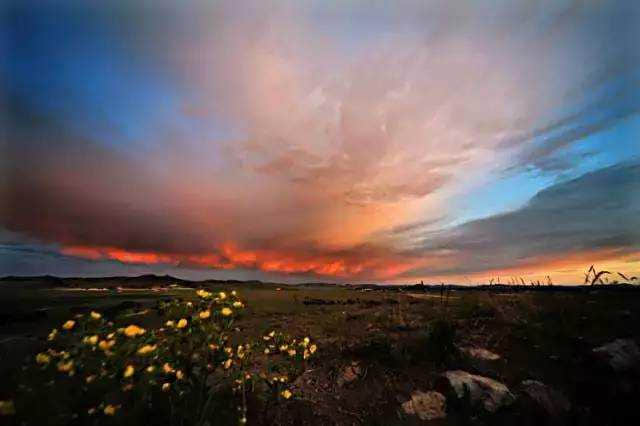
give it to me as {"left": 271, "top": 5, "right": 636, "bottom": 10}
{"left": 0, "top": 275, "right": 65, "bottom": 289}
{"left": 0, "top": 274, "right": 292, "bottom": 289}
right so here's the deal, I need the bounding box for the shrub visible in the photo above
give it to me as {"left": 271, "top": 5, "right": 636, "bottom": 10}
{"left": 4, "top": 290, "right": 317, "bottom": 425}
{"left": 424, "top": 318, "right": 457, "bottom": 365}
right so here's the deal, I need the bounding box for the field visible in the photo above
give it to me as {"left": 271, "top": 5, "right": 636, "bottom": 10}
{"left": 1, "top": 277, "right": 639, "bottom": 425}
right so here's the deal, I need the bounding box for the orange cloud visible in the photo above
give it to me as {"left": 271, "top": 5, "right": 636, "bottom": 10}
{"left": 59, "top": 242, "right": 421, "bottom": 281}
{"left": 53, "top": 242, "right": 640, "bottom": 285}
{"left": 61, "top": 246, "right": 175, "bottom": 265}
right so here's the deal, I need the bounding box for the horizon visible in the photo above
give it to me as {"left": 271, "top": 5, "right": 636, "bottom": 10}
{"left": 2, "top": 0, "right": 639, "bottom": 285}
{"left": 0, "top": 259, "right": 633, "bottom": 287}
{"left": 0, "top": 272, "right": 617, "bottom": 287}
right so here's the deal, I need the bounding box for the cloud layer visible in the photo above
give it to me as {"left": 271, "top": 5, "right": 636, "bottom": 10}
{"left": 398, "top": 162, "right": 640, "bottom": 280}
{"left": 1, "top": 0, "right": 639, "bottom": 282}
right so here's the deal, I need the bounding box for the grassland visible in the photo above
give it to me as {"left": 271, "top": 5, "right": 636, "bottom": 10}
{"left": 1, "top": 276, "right": 639, "bottom": 425}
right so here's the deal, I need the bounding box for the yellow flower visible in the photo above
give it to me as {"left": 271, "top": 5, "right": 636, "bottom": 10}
{"left": 232, "top": 301, "right": 244, "bottom": 308}
{"left": 36, "top": 352, "right": 51, "bottom": 364}
{"left": 219, "top": 292, "right": 227, "bottom": 300}
{"left": 176, "top": 318, "right": 188, "bottom": 329}
{"left": 47, "top": 328, "right": 58, "bottom": 341}
{"left": 98, "top": 340, "right": 116, "bottom": 351}
{"left": 281, "top": 389, "right": 292, "bottom": 399}
{"left": 136, "top": 344, "right": 157, "bottom": 356}
{"left": 279, "top": 345, "right": 288, "bottom": 352}
{"left": 303, "top": 350, "right": 310, "bottom": 359}
{"left": 62, "top": 320, "right": 75, "bottom": 330}
{"left": 146, "top": 365, "right": 156, "bottom": 373}
{"left": 287, "top": 349, "right": 297, "bottom": 357}
{"left": 303, "top": 337, "right": 310, "bottom": 347}
{"left": 57, "top": 360, "right": 74, "bottom": 373}
{"left": 186, "top": 302, "right": 193, "bottom": 308}
{"left": 196, "top": 289, "right": 212, "bottom": 298}
{"left": 269, "top": 331, "right": 276, "bottom": 337}
{"left": 221, "top": 307, "right": 232, "bottom": 317}
{"left": 176, "top": 370, "right": 184, "bottom": 380}
{"left": 162, "top": 383, "right": 171, "bottom": 392}
{"left": 309, "top": 344, "right": 317, "bottom": 354}
{"left": 223, "top": 359, "right": 232, "bottom": 369}
{"left": 199, "top": 310, "right": 211, "bottom": 319}
{"left": 107, "top": 332, "right": 115, "bottom": 339}
{"left": 123, "top": 325, "right": 146, "bottom": 338}
{"left": 90, "top": 311, "right": 101, "bottom": 320}
{"left": 84, "top": 335, "right": 99, "bottom": 345}
{"left": 0, "top": 400, "right": 16, "bottom": 416}
{"left": 165, "top": 320, "right": 175, "bottom": 327}
{"left": 264, "top": 348, "right": 270, "bottom": 354}
{"left": 123, "top": 365, "right": 135, "bottom": 378}
{"left": 103, "top": 404, "right": 118, "bottom": 416}
{"left": 163, "top": 363, "right": 174, "bottom": 374}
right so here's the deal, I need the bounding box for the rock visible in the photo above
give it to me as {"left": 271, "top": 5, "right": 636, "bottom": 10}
{"left": 592, "top": 339, "right": 640, "bottom": 372}
{"left": 337, "top": 362, "right": 362, "bottom": 386}
{"left": 438, "top": 370, "right": 515, "bottom": 412}
{"left": 461, "top": 347, "right": 501, "bottom": 361}
{"left": 519, "top": 380, "right": 571, "bottom": 419}
{"left": 402, "top": 391, "right": 447, "bottom": 421}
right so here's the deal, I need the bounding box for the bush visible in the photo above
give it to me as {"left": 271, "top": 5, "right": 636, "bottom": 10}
{"left": 4, "top": 289, "right": 317, "bottom": 425}
{"left": 424, "top": 318, "right": 457, "bottom": 365}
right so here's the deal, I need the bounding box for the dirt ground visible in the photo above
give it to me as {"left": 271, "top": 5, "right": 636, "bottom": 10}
{"left": 1, "top": 279, "right": 639, "bottom": 425}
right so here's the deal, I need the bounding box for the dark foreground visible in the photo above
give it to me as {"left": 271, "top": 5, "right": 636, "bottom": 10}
{"left": 1, "top": 276, "right": 639, "bottom": 425}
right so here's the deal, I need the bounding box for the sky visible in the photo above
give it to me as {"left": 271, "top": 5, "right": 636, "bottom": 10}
{"left": 1, "top": 0, "right": 639, "bottom": 284}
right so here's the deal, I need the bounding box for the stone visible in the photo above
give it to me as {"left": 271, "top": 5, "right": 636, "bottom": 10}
{"left": 592, "top": 339, "right": 640, "bottom": 372}
{"left": 337, "top": 362, "right": 362, "bottom": 386}
{"left": 461, "top": 347, "right": 501, "bottom": 361}
{"left": 402, "top": 391, "right": 447, "bottom": 421}
{"left": 439, "top": 370, "right": 515, "bottom": 412}
{"left": 519, "top": 380, "right": 571, "bottom": 419}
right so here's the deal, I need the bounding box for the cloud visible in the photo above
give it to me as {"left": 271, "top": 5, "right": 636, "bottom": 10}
{"left": 399, "top": 161, "right": 640, "bottom": 278}
{"left": 2, "top": 0, "right": 639, "bottom": 282}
